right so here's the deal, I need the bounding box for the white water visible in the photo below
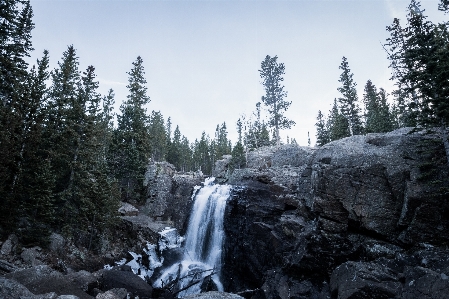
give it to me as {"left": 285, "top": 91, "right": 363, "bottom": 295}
{"left": 153, "top": 177, "right": 230, "bottom": 297}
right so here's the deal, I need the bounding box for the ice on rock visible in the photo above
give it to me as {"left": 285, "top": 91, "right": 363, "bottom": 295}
{"left": 158, "top": 227, "right": 184, "bottom": 252}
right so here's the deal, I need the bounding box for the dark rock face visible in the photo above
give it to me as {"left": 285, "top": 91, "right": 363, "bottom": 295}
{"left": 221, "top": 128, "right": 449, "bottom": 299}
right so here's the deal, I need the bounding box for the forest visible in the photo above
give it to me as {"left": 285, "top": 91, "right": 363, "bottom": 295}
{"left": 1, "top": 0, "right": 448, "bottom": 249}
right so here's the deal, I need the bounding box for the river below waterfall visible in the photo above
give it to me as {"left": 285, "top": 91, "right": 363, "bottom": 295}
{"left": 153, "top": 177, "right": 230, "bottom": 297}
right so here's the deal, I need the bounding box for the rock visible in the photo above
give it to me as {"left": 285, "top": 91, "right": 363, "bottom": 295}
{"left": 183, "top": 291, "right": 244, "bottom": 299}
{"left": 95, "top": 291, "right": 121, "bottom": 299}
{"left": 330, "top": 261, "right": 402, "bottom": 299}
{"left": 5, "top": 265, "right": 93, "bottom": 299}
{"left": 143, "top": 161, "right": 203, "bottom": 230}
{"left": 56, "top": 296, "right": 80, "bottom": 299}
{"left": 402, "top": 266, "right": 449, "bottom": 299}
{"left": 49, "top": 233, "right": 65, "bottom": 254}
{"left": 118, "top": 202, "right": 139, "bottom": 216}
{"left": 108, "top": 288, "right": 127, "bottom": 299}
{"left": 67, "top": 270, "right": 98, "bottom": 293}
{"left": 120, "top": 214, "right": 167, "bottom": 245}
{"left": 102, "top": 270, "right": 152, "bottom": 298}
{"left": 31, "top": 292, "right": 59, "bottom": 299}
{"left": 0, "top": 277, "right": 35, "bottom": 298}
{"left": 1, "top": 234, "right": 18, "bottom": 256}
{"left": 213, "top": 154, "right": 232, "bottom": 178}
{"left": 21, "top": 246, "right": 43, "bottom": 266}
{"left": 221, "top": 129, "right": 449, "bottom": 299}
{"left": 0, "top": 259, "right": 17, "bottom": 273}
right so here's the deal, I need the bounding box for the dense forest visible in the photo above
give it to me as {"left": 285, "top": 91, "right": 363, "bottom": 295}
{"left": 1, "top": 0, "right": 448, "bottom": 249}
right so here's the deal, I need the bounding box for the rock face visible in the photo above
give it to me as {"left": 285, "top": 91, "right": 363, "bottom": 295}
{"left": 143, "top": 161, "right": 204, "bottom": 232}
{"left": 221, "top": 128, "right": 449, "bottom": 299}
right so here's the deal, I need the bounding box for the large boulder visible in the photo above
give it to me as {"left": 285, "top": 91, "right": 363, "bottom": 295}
{"left": 5, "top": 265, "right": 93, "bottom": 299}
{"left": 0, "top": 277, "right": 35, "bottom": 298}
{"left": 101, "top": 270, "right": 152, "bottom": 298}
{"left": 118, "top": 202, "right": 138, "bottom": 216}
{"left": 1, "top": 234, "right": 18, "bottom": 256}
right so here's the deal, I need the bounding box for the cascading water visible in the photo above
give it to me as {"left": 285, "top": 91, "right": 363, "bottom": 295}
{"left": 153, "top": 177, "right": 230, "bottom": 297}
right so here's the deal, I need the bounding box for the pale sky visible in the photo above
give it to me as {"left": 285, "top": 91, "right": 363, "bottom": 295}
{"left": 28, "top": 0, "right": 447, "bottom": 146}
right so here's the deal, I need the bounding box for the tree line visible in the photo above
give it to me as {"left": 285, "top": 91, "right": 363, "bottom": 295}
{"left": 0, "top": 0, "right": 235, "bottom": 247}
{"left": 0, "top": 0, "right": 298, "bottom": 247}
{"left": 315, "top": 0, "right": 449, "bottom": 146}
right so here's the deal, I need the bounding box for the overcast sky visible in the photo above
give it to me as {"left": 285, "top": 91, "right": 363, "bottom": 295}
{"left": 28, "top": 0, "right": 447, "bottom": 146}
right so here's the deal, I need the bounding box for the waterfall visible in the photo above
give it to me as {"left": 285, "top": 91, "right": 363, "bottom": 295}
{"left": 153, "top": 177, "right": 230, "bottom": 297}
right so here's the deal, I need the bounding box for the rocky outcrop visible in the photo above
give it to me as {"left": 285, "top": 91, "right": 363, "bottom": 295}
{"left": 143, "top": 161, "right": 204, "bottom": 232}
{"left": 222, "top": 128, "right": 449, "bottom": 299}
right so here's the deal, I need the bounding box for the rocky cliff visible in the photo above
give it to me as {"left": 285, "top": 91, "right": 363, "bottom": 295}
{"left": 219, "top": 128, "right": 449, "bottom": 299}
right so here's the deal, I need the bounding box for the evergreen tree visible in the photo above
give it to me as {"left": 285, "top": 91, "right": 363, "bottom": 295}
{"left": 179, "top": 136, "right": 192, "bottom": 172}
{"left": 337, "top": 57, "right": 364, "bottom": 135}
{"left": 167, "top": 125, "right": 182, "bottom": 169}
{"left": 44, "top": 45, "right": 83, "bottom": 221}
{"left": 16, "top": 50, "right": 56, "bottom": 244}
{"left": 315, "top": 110, "right": 330, "bottom": 146}
{"left": 113, "top": 56, "right": 151, "bottom": 202}
{"left": 215, "top": 122, "right": 231, "bottom": 160}
{"left": 193, "top": 132, "right": 212, "bottom": 174}
{"left": 363, "top": 80, "right": 394, "bottom": 133}
{"left": 245, "top": 102, "right": 271, "bottom": 149}
{"left": 230, "top": 141, "right": 245, "bottom": 171}
{"left": 259, "top": 55, "right": 295, "bottom": 145}
{"left": 328, "top": 98, "right": 350, "bottom": 141}
{"left": 148, "top": 111, "right": 167, "bottom": 161}
{"left": 0, "top": 0, "right": 35, "bottom": 233}
{"left": 101, "top": 89, "right": 115, "bottom": 165}
{"left": 377, "top": 88, "right": 395, "bottom": 132}
{"left": 385, "top": 0, "right": 449, "bottom": 126}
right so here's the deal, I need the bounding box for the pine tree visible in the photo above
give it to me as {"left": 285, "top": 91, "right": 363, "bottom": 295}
{"left": 193, "top": 132, "right": 212, "bottom": 174}
{"left": 363, "top": 80, "right": 393, "bottom": 133}
{"left": 16, "top": 50, "right": 56, "bottom": 244}
{"left": 215, "top": 122, "right": 231, "bottom": 160}
{"left": 328, "top": 98, "right": 350, "bottom": 141}
{"left": 167, "top": 125, "right": 182, "bottom": 169}
{"left": 385, "top": 0, "right": 449, "bottom": 126}
{"left": 230, "top": 141, "right": 245, "bottom": 171}
{"left": 180, "top": 136, "right": 192, "bottom": 172}
{"left": 148, "top": 111, "right": 167, "bottom": 161}
{"left": 315, "top": 110, "right": 330, "bottom": 146}
{"left": 245, "top": 102, "right": 271, "bottom": 149}
{"left": 114, "top": 56, "right": 151, "bottom": 202}
{"left": 0, "top": 0, "right": 35, "bottom": 233}
{"left": 259, "top": 55, "right": 295, "bottom": 145}
{"left": 337, "top": 57, "right": 364, "bottom": 135}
